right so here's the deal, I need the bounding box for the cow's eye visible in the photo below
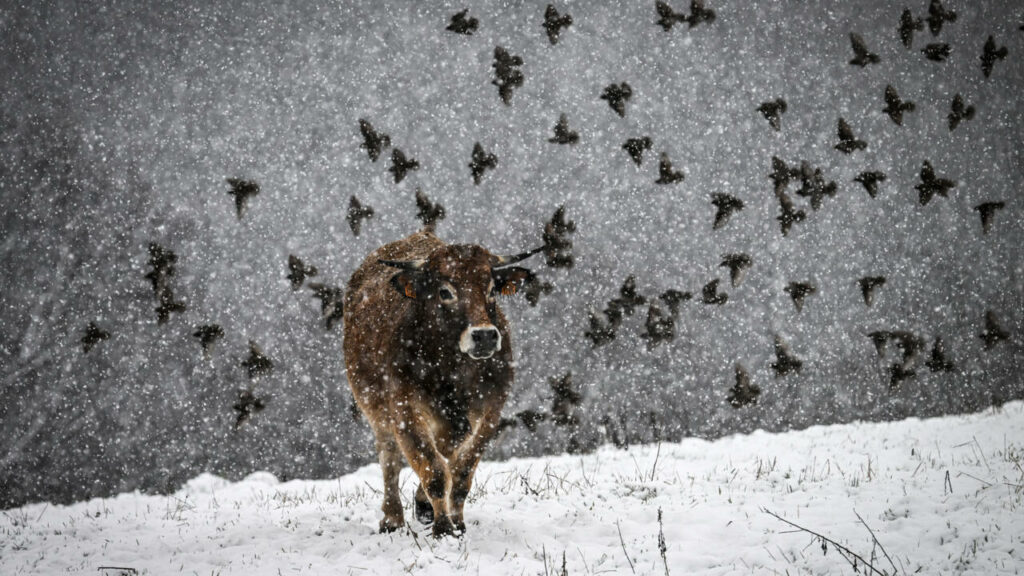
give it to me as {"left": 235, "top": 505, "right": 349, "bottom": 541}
{"left": 439, "top": 287, "right": 456, "bottom": 302}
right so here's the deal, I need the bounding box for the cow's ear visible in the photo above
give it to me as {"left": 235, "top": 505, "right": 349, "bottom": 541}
{"left": 390, "top": 271, "right": 423, "bottom": 299}
{"left": 493, "top": 267, "right": 533, "bottom": 297}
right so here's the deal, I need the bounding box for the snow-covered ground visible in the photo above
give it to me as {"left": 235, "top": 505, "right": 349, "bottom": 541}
{"left": 3, "top": 402, "right": 1022, "bottom": 575}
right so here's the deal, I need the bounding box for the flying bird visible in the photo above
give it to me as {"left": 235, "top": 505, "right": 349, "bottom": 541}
{"left": 446, "top": 9, "right": 479, "bottom": 35}
{"left": 867, "top": 330, "right": 891, "bottom": 356}
{"left": 287, "top": 255, "right": 318, "bottom": 291}
{"left": 233, "top": 389, "right": 266, "bottom": 430}
{"left": 415, "top": 188, "right": 446, "bottom": 230}
{"left": 388, "top": 148, "right": 419, "bottom": 184}
{"left": 640, "top": 304, "right": 676, "bottom": 350}
{"left": 584, "top": 309, "right": 618, "bottom": 347}
{"left": 600, "top": 82, "right": 633, "bottom": 117}
{"left": 888, "top": 363, "right": 916, "bottom": 390}
{"left": 776, "top": 191, "right": 806, "bottom": 237}
{"left": 794, "top": 163, "right": 837, "bottom": 211}
{"left": 889, "top": 331, "right": 924, "bottom": 365}
{"left": 835, "top": 117, "right": 867, "bottom": 153}
{"left": 549, "top": 372, "right": 582, "bottom": 427}
{"left": 727, "top": 363, "right": 760, "bottom": 408}
{"left": 720, "top": 253, "right": 752, "bottom": 288}
{"left": 358, "top": 119, "right": 390, "bottom": 162}
{"left": 523, "top": 276, "right": 554, "bottom": 307}
{"left": 226, "top": 178, "right": 260, "bottom": 219}
{"left": 241, "top": 340, "right": 274, "bottom": 380}
{"left": 784, "top": 282, "right": 816, "bottom": 313}
{"left": 540, "top": 205, "right": 576, "bottom": 268}
{"left": 768, "top": 156, "right": 800, "bottom": 193}
{"left": 81, "top": 321, "right": 110, "bottom": 354}
{"left": 711, "top": 193, "right": 744, "bottom": 230}
{"left": 947, "top": 93, "right": 975, "bottom": 131}
{"left": 687, "top": 0, "right": 716, "bottom": 27}
{"left": 193, "top": 324, "right": 224, "bottom": 360}
{"left": 883, "top": 85, "right": 915, "bottom": 126}
{"left": 980, "top": 36, "right": 1008, "bottom": 78}
{"left": 925, "top": 336, "right": 955, "bottom": 372}
{"left": 771, "top": 336, "right": 802, "bottom": 378}
{"left": 854, "top": 170, "right": 887, "bottom": 198}
{"left": 145, "top": 242, "right": 177, "bottom": 294}
{"left": 899, "top": 9, "right": 924, "bottom": 48}
{"left": 979, "top": 310, "right": 1009, "bottom": 350}
{"left": 655, "top": 1, "right": 688, "bottom": 31}
{"left": 308, "top": 282, "right": 345, "bottom": 330}
{"left": 543, "top": 5, "right": 573, "bottom": 45}
{"left": 492, "top": 46, "right": 524, "bottom": 105}
{"left": 469, "top": 142, "right": 498, "bottom": 185}
{"left": 916, "top": 160, "right": 956, "bottom": 206}
{"left": 548, "top": 113, "right": 579, "bottom": 144}
{"left": 608, "top": 275, "right": 647, "bottom": 318}
{"left": 858, "top": 276, "right": 886, "bottom": 307}
{"left": 659, "top": 289, "right": 692, "bottom": 316}
{"left": 622, "top": 137, "right": 653, "bottom": 166}
{"left": 347, "top": 195, "right": 374, "bottom": 237}
{"left": 655, "top": 153, "right": 685, "bottom": 184}
{"left": 701, "top": 278, "right": 728, "bottom": 306}
{"left": 155, "top": 287, "right": 186, "bottom": 324}
{"left": 849, "top": 32, "right": 880, "bottom": 67}
{"left": 974, "top": 201, "right": 1005, "bottom": 235}
{"left": 926, "top": 0, "right": 957, "bottom": 36}
{"left": 757, "top": 99, "right": 787, "bottom": 131}
{"left": 922, "top": 43, "right": 951, "bottom": 62}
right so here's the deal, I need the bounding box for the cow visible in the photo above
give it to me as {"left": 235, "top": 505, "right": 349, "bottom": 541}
{"left": 343, "top": 226, "right": 538, "bottom": 537}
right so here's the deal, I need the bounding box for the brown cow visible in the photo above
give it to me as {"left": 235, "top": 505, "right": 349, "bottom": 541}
{"left": 343, "top": 227, "right": 537, "bottom": 537}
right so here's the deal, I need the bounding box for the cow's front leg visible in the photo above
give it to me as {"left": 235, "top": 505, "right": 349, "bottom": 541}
{"left": 391, "top": 402, "right": 455, "bottom": 537}
{"left": 448, "top": 407, "right": 503, "bottom": 532}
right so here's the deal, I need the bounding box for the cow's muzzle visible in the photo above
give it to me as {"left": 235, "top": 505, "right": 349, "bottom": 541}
{"left": 460, "top": 325, "right": 502, "bottom": 360}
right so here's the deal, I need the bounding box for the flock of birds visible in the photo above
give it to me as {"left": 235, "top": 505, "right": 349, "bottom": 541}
{"left": 77, "top": 1, "right": 1016, "bottom": 431}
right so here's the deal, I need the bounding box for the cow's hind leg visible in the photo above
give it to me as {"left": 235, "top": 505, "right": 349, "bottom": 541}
{"left": 414, "top": 484, "right": 433, "bottom": 524}
{"left": 374, "top": 430, "right": 405, "bottom": 533}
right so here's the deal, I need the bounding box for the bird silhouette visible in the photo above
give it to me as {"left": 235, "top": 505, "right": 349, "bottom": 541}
{"left": 584, "top": 309, "right": 618, "bottom": 347}
{"left": 888, "top": 363, "right": 916, "bottom": 390}
{"left": 347, "top": 195, "right": 374, "bottom": 237}
{"left": 784, "top": 282, "right": 816, "bottom": 313}
{"left": 655, "top": 153, "right": 685, "bottom": 184}
{"left": 655, "top": 1, "right": 688, "bottom": 31}
{"left": 794, "top": 163, "right": 837, "bottom": 211}
{"left": 922, "top": 43, "right": 951, "bottom": 61}
{"left": 155, "top": 287, "right": 186, "bottom": 324}
{"left": 549, "top": 372, "right": 582, "bottom": 427}
{"left": 947, "top": 93, "right": 975, "bottom": 131}
{"left": 883, "top": 85, "right": 915, "bottom": 126}
{"left": 492, "top": 46, "right": 524, "bottom": 105}
{"left": 640, "top": 304, "right": 675, "bottom": 350}
{"left": 415, "top": 189, "right": 446, "bottom": 230}
{"left": 926, "top": 0, "right": 957, "bottom": 36}
{"left": 145, "top": 243, "right": 177, "bottom": 294}
{"left": 867, "top": 330, "right": 891, "bottom": 356}
{"left": 226, "top": 178, "right": 259, "bottom": 219}
{"left": 523, "top": 276, "right": 554, "bottom": 307}
{"left": 388, "top": 148, "right": 419, "bottom": 184}
{"left": 81, "top": 321, "right": 110, "bottom": 354}
{"left": 711, "top": 193, "right": 744, "bottom": 230}
{"left": 308, "top": 282, "right": 345, "bottom": 330}
{"left": 469, "top": 142, "right": 498, "bottom": 185}
{"left": 548, "top": 113, "right": 579, "bottom": 144}
{"left": 979, "top": 310, "right": 1009, "bottom": 350}
{"left": 727, "top": 363, "right": 760, "bottom": 408}
{"left": 776, "top": 190, "right": 806, "bottom": 236}
{"left": 358, "top": 119, "right": 391, "bottom": 162}
{"left": 193, "top": 324, "right": 224, "bottom": 360}
{"left": 858, "top": 276, "right": 886, "bottom": 307}
{"left": 980, "top": 36, "right": 1008, "bottom": 78}
{"left": 659, "top": 289, "right": 692, "bottom": 316}
{"left": 889, "top": 331, "right": 925, "bottom": 365}
{"left": 768, "top": 156, "right": 800, "bottom": 194}
{"left": 622, "top": 137, "right": 653, "bottom": 166}
{"left": 287, "top": 255, "right": 318, "bottom": 291}
{"left": 600, "top": 82, "right": 633, "bottom": 117}
{"left": 686, "top": 0, "right": 716, "bottom": 27}
{"left": 702, "top": 278, "right": 728, "bottom": 305}
{"left": 542, "top": 205, "right": 576, "bottom": 268}
{"left": 241, "top": 340, "right": 274, "bottom": 380}
{"left": 849, "top": 32, "right": 880, "bottom": 67}
{"left": 608, "top": 275, "right": 647, "bottom": 318}
{"left": 974, "top": 201, "right": 1005, "bottom": 235}
{"left": 835, "top": 118, "right": 867, "bottom": 153}
{"left": 233, "top": 389, "right": 266, "bottom": 430}
{"left": 899, "top": 8, "right": 924, "bottom": 48}
{"left": 720, "top": 254, "right": 752, "bottom": 288}
{"left": 757, "top": 99, "right": 787, "bottom": 131}
{"left": 854, "top": 170, "right": 887, "bottom": 198}
{"left": 916, "top": 160, "right": 956, "bottom": 205}
{"left": 543, "top": 5, "right": 573, "bottom": 45}
{"left": 771, "top": 336, "right": 802, "bottom": 377}
{"left": 925, "top": 336, "right": 955, "bottom": 372}
{"left": 446, "top": 9, "right": 479, "bottom": 35}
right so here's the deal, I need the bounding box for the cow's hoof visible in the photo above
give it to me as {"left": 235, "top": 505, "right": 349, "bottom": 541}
{"left": 379, "top": 516, "right": 404, "bottom": 534}
{"left": 431, "top": 516, "right": 456, "bottom": 538}
{"left": 415, "top": 498, "right": 434, "bottom": 524}
{"left": 453, "top": 518, "right": 466, "bottom": 534}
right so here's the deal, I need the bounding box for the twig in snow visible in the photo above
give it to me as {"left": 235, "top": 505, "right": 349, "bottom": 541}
{"left": 762, "top": 508, "right": 892, "bottom": 576}
{"left": 944, "top": 470, "right": 953, "bottom": 494}
{"left": 855, "top": 509, "right": 899, "bottom": 576}
{"left": 649, "top": 442, "right": 662, "bottom": 482}
{"left": 657, "top": 508, "right": 670, "bottom": 576}
{"left": 616, "top": 519, "right": 636, "bottom": 574}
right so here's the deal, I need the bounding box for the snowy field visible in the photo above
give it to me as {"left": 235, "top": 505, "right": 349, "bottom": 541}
{"left": 3, "top": 402, "right": 1022, "bottom": 575}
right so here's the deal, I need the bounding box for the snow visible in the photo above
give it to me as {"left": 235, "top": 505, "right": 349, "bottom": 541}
{"left": 3, "top": 402, "right": 1022, "bottom": 575}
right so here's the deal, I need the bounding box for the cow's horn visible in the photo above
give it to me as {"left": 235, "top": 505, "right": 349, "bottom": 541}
{"left": 379, "top": 258, "right": 426, "bottom": 270}
{"left": 491, "top": 246, "right": 543, "bottom": 267}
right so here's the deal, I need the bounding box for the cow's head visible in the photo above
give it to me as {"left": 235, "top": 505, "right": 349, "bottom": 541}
{"left": 381, "top": 245, "right": 538, "bottom": 360}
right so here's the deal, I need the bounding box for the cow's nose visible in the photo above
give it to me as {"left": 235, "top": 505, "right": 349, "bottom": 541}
{"left": 460, "top": 325, "right": 502, "bottom": 359}
{"left": 472, "top": 327, "right": 500, "bottom": 350}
